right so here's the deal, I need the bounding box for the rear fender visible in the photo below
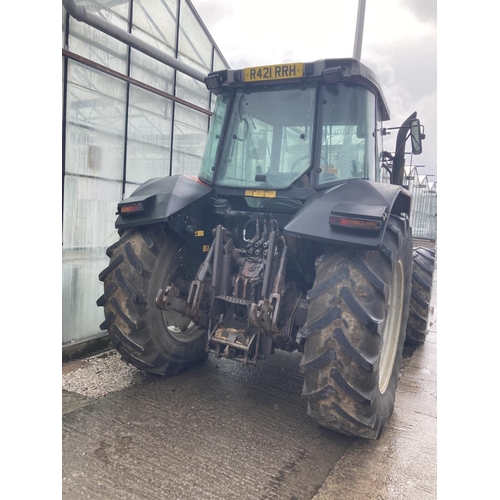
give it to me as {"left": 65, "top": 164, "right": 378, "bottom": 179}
{"left": 283, "top": 179, "right": 411, "bottom": 249}
{"left": 115, "top": 175, "right": 214, "bottom": 234}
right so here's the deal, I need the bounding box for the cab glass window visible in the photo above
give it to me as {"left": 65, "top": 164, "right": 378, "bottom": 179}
{"left": 199, "top": 91, "right": 231, "bottom": 184}
{"left": 318, "top": 84, "right": 376, "bottom": 186}
{"left": 214, "top": 84, "right": 316, "bottom": 189}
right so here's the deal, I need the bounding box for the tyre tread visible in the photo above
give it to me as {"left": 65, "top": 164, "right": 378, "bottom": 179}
{"left": 301, "top": 215, "right": 412, "bottom": 439}
{"left": 405, "top": 246, "right": 435, "bottom": 345}
{"left": 98, "top": 224, "right": 207, "bottom": 376}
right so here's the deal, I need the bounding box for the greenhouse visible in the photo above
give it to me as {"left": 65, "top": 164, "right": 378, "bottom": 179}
{"left": 62, "top": 0, "right": 229, "bottom": 348}
{"left": 403, "top": 166, "right": 437, "bottom": 240}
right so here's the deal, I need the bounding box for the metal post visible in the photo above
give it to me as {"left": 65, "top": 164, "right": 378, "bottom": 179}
{"left": 353, "top": 0, "right": 366, "bottom": 61}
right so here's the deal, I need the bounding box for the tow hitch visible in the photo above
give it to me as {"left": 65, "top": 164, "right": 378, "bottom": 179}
{"left": 155, "top": 222, "right": 305, "bottom": 365}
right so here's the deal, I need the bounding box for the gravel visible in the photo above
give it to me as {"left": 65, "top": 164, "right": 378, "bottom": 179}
{"left": 62, "top": 350, "right": 148, "bottom": 398}
{"left": 63, "top": 337, "right": 423, "bottom": 400}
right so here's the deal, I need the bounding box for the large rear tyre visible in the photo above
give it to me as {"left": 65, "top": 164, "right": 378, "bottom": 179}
{"left": 300, "top": 215, "right": 412, "bottom": 439}
{"left": 405, "top": 247, "right": 436, "bottom": 345}
{"left": 97, "top": 225, "right": 207, "bottom": 375}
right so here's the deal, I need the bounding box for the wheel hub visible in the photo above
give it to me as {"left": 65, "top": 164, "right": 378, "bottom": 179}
{"left": 161, "top": 245, "right": 205, "bottom": 343}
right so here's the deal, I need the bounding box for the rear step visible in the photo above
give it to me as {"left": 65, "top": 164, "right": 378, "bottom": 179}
{"left": 207, "top": 327, "right": 260, "bottom": 366}
{"left": 206, "top": 327, "right": 275, "bottom": 366}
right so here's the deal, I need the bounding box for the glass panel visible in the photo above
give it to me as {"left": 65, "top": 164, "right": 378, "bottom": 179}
{"left": 86, "top": 0, "right": 130, "bottom": 21}
{"left": 124, "top": 182, "right": 143, "bottom": 199}
{"left": 65, "top": 61, "right": 127, "bottom": 181}
{"left": 178, "top": 0, "right": 212, "bottom": 71}
{"left": 126, "top": 85, "right": 173, "bottom": 184}
{"left": 380, "top": 162, "right": 391, "bottom": 184}
{"left": 176, "top": 69, "right": 210, "bottom": 108}
{"left": 172, "top": 106, "right": 209, "bottom": 176}
{"left": 319, "top": 84, "right": 376, "bottom": 184}
{"left": 132, "top": 0, "right": 178, "bottom": 52}
{"left": 214, "top": 84, "right": 317, "bottom": 189}
{"left": 68, "top": 2, "right": 129, "bottom": 74}
{"left": 410, "top": 188, "right": 437, "bottom": 239}
{"left": 213, "top": 50, "right": 228, "bottom": 71}
{"left": 200, "top": 91, "right": 231, "bottom": 183}
{"left": 129, "top": 30, "right": 175, "bottom": 94}
{"left": 62, "top": 175, "right": 121, "bottom": 344}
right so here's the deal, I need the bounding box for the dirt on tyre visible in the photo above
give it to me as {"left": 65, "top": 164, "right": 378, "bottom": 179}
{"left": 405, "top": 247, "right": 436, "bottom": 345}
{"left": 97, "top": 224, "right": 208, "bottom": 375}
{"left": 299, "top": 215, "right": 413, "bottom": 439}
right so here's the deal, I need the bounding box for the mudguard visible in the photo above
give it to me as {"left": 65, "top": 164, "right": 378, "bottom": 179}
{"left": 284, "top": 179, "right": 411, "bottom": 248}
{"left": 115, "top": 174, "right": 213, "bottom": 230}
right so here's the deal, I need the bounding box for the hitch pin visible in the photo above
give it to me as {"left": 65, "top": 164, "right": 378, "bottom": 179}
{"left": 155, "top": 286, "right": 174, "bottom": 310}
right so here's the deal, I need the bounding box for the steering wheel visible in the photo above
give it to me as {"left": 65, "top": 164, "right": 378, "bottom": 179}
{"left": 290, "top": 155, "right": 329, "bottom": 172}
{"left": 290, "top": 155, "right": 310, "bottom": 171}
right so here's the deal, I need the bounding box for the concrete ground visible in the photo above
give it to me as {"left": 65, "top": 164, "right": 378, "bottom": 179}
{"left": 62, "top": 258, "right": 437, "bottom": 500}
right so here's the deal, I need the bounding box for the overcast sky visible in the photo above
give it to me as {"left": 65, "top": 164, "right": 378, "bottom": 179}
{"left": 191, "top": 0, "right": 437, "bottom": 183}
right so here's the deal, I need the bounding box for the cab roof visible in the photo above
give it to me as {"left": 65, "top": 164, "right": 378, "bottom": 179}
{"left": 204, "top": 57, "right": 390, "bottom": 121}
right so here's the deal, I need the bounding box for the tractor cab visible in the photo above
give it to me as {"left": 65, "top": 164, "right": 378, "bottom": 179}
{"left": 200, "top": 58, "right": 391, "bottom": 197}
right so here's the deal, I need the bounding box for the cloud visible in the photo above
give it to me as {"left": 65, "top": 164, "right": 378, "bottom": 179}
{"left": 193, "top": 0, "right": 357, "bottom": 67}
{"left": 363, "top": 32, "right": 437, "bottom": 178}
{"left": 364, "top": 37, "right": 436, "bottom": 112}
{"left": 193, "top": 0, "right": 234, "bottom": 31}
{"left": 399, "top": 0, "right": 437, "bottom": 25}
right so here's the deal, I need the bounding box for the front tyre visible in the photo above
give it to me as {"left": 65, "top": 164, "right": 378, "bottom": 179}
{"left": 405, "top": 247, "right": 436, "bottom": 345}
{"left": 300, "top": 215, "right": 412, "bottom": 439}
{"left": 97, "top": 225, "right": 207, "bottom": 375}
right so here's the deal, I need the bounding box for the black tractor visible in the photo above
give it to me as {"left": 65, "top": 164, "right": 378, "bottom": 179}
{"left": 98, "top": 58, "right": 435, "bottom": 439}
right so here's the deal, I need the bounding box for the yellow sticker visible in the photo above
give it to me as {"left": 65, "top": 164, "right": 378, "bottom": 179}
{"left": 194, "top": 230, "right": 204, "bottom": 237}
{"left": 202, "top": 245, "right": 210, "bottom": 252}
{"left": 244, "top": 190, "right": 277, "bottom": 198}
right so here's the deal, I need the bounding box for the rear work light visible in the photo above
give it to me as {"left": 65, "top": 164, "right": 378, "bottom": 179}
{"left": 118, "top": 202, "right": 144, "bottom": 214}
{"left": 117, "top": 194, "right": 155, "bottom": 215}
{"left": 329, "top": 203, "right": 387, "bottom": 231}
{"left": 329, "top": 215, "right": 382, "bottom": 231}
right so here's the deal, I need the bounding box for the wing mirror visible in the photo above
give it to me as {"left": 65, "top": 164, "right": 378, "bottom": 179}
{"left": 410, "top": 118, "right": 425, "bottom": 155}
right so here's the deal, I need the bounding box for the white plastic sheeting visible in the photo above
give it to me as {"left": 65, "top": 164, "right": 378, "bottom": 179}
{"left": 62, "top": 0, "right": 229, "bottom": 345}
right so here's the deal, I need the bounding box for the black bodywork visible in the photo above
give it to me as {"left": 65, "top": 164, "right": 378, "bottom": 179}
{"left": 116, "top": 175, "right": 213, "bottom": 229}
{"left": 116, "top": 175, "right": 410, "bottom": 250}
